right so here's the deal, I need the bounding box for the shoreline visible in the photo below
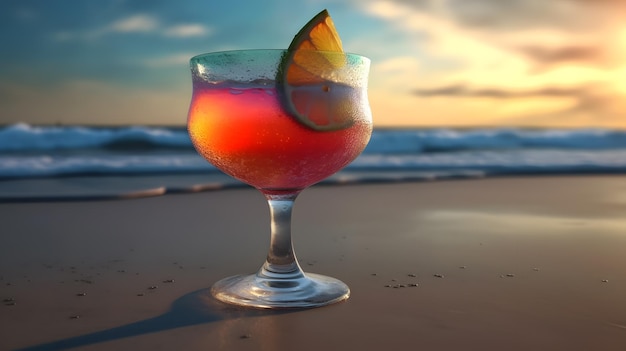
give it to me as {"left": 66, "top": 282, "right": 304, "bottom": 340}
{"left": 0, "top": 170, "right": 488, "bottom": 203}
{"left": 2, "top": 171, "right": 626, "bottom": 203}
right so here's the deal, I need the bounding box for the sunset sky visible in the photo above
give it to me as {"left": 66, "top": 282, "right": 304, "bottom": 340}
{"left": 1, "top": 0, "right": 625, "bottom": 128}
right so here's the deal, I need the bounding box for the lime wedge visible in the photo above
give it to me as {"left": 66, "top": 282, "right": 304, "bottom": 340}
{"left": 277, "top": 10, "right": 355, "bottom": 131}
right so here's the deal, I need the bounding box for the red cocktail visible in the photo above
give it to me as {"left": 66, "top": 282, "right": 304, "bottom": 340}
{"left": 187, "top": 47, "right": 371, "bottom": 309}
{"left": 188, "top": 84, "right": 371, "bottom": 193}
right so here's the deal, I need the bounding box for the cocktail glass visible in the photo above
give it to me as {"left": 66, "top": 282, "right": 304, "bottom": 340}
{"left": 187, "top": 49, "right": 372, "bottom": 308}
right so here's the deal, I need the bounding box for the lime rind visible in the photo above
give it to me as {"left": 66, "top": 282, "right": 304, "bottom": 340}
{"left": 277, "top": 9, "right": 356, "bottom": 131}
{"left": 287, "top": 10, "right": 342, "bottom": 52}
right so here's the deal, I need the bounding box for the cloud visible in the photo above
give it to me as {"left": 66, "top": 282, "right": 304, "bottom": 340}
{"left": 14, "top": 8, "right": 38, "bottom": 21}
{"left": 163, "top": 24, "right": 212, "bottom": 38}
{"left": 363, "top": 1, "right": 531, "bottom": 83}
{"left": 411, "top": 81, "right": 626, "bottom": 127}
{"left": 443, "top": 0, "right": 579, "bottom": 30}
{"left": 413, "top": 84, "right": 588, "bottom": 99}
{"left": 518, "top": 45, "right": 603, "bottom": 64}
{"left": 357, "top": 0, "right": 626, "bottom": 127}
{"left": 363, "top": 0, "right": 622, "bottom": 70}
{"left": 389, "top": 0, "right": 626, "bottom": 32}
{"left": 109, "top": 15, "right": 159, "bottom": 33}
{"left": 52, "top": 14, "right": 212, "bottom": 41}
{"left": 513, "top": 44, "right": 618, "bottom": 70}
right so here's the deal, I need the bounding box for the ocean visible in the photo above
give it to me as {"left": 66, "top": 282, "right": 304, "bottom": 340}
{"left": 1, "top": 123, "right": 626, "bottom": 199}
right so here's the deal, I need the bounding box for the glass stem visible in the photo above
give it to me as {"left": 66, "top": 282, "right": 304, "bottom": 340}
{"left": 258, "top": 192, "right": 305, "bottom": 280}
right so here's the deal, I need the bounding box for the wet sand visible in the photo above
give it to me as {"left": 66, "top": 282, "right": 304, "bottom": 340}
{"left": 1, "top": 176, "right": 626, "bottom": 350}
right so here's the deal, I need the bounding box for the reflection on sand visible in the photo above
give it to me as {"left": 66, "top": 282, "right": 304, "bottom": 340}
{"left": 418, "top": 209, "right": 626, "bottom": 235}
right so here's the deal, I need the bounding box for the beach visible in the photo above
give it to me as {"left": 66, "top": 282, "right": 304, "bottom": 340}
{"left": 1, "top": 175, "right": 626, "bottom": 350}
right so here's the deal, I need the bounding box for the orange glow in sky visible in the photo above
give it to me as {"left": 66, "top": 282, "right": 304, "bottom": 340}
{"left": 1, "top": 0, "right": 625, "bottom": 129}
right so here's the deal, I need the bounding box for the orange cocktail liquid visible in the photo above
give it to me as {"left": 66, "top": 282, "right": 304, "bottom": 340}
{"left": 188, "top": 85, "right": 372, "bottom": 194}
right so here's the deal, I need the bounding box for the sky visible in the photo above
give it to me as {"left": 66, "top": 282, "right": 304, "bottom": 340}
{"left": 1, "top": 0, "right": 625, "bottom": 129}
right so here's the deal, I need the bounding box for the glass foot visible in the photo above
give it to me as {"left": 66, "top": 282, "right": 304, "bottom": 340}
{"left": 211, "top": 271, "right": 350, "bottom": 309}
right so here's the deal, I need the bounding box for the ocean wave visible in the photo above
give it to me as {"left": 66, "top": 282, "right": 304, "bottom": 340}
{"left": 2, "top": 149, "right": 626, "bottom": 179}
{"left": 3, "top": 123, "right": 626, "bottom": 153}
{"left": 0, "top": 153, "right": 212, "bottom": 179}
{"left": 3, "top": 123, "right": 626, "bottom": 179}
{"left": 0, "top": 123, "right": 192, "bottom": 151}
{"left": 351, "top": 149, "right": 626, "bottom": 174}
{"left": 363, "top": 128, "right": 626, "bottom": 154}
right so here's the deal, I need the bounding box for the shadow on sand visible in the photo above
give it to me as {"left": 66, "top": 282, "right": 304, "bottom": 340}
{"left": 16, "top": 288, "right": 293, "bottom": 351}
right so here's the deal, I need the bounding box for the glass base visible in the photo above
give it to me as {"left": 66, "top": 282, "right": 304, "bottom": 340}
{"left": 211, "top": 271, "right": 350, "bottom": 309}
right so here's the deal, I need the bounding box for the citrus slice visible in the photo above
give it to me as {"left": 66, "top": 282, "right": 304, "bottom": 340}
{"left": 278, "top": 10, "right": 355, "bottom": 131}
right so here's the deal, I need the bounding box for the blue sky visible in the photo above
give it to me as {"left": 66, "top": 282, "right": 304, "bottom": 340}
{"left": 1, "top": 0, "right": 626, "bottom": 128}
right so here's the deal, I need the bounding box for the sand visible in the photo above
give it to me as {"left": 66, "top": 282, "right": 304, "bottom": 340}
{"left": 1, "top": 176, "right": 626, "bottom": 350}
